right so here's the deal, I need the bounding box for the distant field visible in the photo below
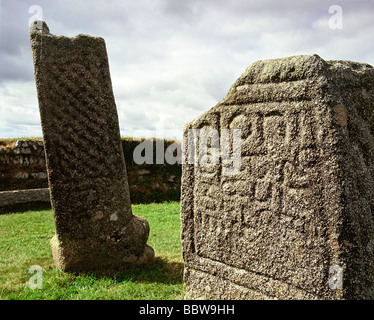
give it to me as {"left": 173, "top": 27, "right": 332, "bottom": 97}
{"left": 0, "top": 201, "right": 184, "bottom": 300}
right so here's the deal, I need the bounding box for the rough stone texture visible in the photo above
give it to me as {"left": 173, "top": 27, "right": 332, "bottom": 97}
{"left": 181, "top": 54, "right": 374, "bottom": 299}
{"left": 0, "top": 188, "right": 50, "bottom": 207}
{"left": 29, "top": 21, "right": 154, "bottom": 273}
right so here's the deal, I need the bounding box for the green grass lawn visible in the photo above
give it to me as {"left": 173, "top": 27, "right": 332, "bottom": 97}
{"left": 0, "top": 201, "right": 184, "bottom": 300}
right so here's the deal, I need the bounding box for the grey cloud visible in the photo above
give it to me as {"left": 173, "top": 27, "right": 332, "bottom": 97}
{"left": 0, "top": 53, "right": 34, "bottom": 82}
{"left": 0, "top": 0, "right": 38, "bottom": 83}
{"left": 0, "top": 0, "right": 373, "bottom": 139}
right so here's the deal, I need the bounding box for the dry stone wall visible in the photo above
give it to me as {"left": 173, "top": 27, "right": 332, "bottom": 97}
{"left": 0, "top": 138, "right": 181, "bottom": 204}
{"left": 0, "top": 140, "right": 47, "bottom": 191}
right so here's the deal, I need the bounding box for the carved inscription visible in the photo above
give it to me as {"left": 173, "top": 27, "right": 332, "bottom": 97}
{"left": 192, "top": 103, "right": 327, "bottom": 291}
{"left": 182, "top": 55, "right": 374, "bottom": 300}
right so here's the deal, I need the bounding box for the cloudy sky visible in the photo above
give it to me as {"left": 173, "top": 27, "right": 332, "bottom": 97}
{"left": 0, "top": 0, "right": 373, "bottom": 140}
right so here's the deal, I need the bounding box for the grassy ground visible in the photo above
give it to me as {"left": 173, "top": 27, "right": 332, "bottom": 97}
{"left": 0, "top": 201, "right": 183, "bottom": 300}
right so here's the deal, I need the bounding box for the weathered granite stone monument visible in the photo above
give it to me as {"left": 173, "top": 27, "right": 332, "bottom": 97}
{"left": 181, "top": 54, "right": 374, "bottom": 299}
{"left": 29, "top": 21, "right": 154, "bottom": 273}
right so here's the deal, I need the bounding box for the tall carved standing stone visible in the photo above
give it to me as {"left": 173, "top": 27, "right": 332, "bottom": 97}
{"left": 29, "top": 21, "right": 154, "bottom": 273}
{"left": 181, "top": 54, "right": 374, "bottom": 299}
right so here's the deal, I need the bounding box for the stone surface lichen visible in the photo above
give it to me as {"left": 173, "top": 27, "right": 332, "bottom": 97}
{"left": 181, "top": 54, "right": 374, "bottom": 300}
{"left": 30, "top": 21, "right": 154, "bottom": 274}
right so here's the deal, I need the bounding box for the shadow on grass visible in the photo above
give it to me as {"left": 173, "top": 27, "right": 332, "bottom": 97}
{"left": 74, "top": 257, "right": 184, "bottom": 285}
{"left": 0, "top": 202, "right": 51, "bottom": 215}
{"left": 47, "top": 257, "right": 184, "bottom": 287}
{"left": 112, "top": 257, "right": 184, "bottom": 285}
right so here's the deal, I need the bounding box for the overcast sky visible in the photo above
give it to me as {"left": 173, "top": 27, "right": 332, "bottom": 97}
{"left": 0, "top": 0, "right": 373, "bottom": 140}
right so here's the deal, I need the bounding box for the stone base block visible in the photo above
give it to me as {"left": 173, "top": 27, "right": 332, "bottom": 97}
{"left": 50, "top": 215, "right": 154, "bottom": 274}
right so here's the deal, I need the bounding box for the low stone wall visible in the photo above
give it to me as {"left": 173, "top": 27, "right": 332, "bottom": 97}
{"left": 0, "top": 138, "right": 181, "bottom": 204}
{"left": 0, "top": 188, "right": 50, "bottom": 207}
